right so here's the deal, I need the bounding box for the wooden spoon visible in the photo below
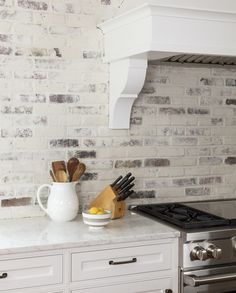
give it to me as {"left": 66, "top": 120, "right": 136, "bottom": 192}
{"left": 50, "top": 170, "right": 57, "bottom": 182}
{"left": 72, "top": 163, "right": 86, "bottom": 182}
{"left": 67, "top": 157, "right": 79, "bottom": 182}
{"left": 55, "top": 170, "right": 68, "bottom": 182}
{"left": 52, "top": 160, "right": 67, "bottom": 175}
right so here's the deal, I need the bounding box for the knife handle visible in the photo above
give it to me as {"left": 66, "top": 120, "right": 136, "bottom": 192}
{"left": 111, "top": 175, "right": 123, "bottom": 187}
{"left": 118, "top": 183, "right": 135, "bottom": 195}
{"left": 115, "top": 172, "right": 132, "bottom": 190}
{"left": 118, "top": 177, "right": 135, "bottom": 193}
{"left": 117, "top": 190, "right": 134, "bottom": 201}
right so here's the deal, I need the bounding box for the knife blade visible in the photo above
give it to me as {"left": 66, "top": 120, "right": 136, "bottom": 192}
{"left": 117, "top": 190, "right": 134, "bottom": 201}
{"left": 110, "top": 175, "right": 123, "bottom": 188}
{"left": 117, "top": 176, "right": 135, "bottom": 193}
{"left": 115, "top": 172, "right": 132, "bottom": 190}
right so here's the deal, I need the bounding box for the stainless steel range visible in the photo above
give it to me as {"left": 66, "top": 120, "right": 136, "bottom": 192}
{"left": 131, "top": 199, "right": 236, "bottom": 293}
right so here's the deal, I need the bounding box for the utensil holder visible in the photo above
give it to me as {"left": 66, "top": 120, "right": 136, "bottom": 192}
{"left": 89, "top": 185, "right": 125, "bottom": 220}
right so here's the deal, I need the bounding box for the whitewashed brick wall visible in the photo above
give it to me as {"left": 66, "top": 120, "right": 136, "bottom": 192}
{"left": 0, "top": 0, "right": 236, "bottom": 219}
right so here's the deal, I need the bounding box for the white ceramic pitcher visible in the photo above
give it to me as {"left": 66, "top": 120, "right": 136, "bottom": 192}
{"left": 37, "top": 182, "right": 79, "bottom": 222}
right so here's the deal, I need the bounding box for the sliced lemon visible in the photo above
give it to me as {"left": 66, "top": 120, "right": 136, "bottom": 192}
{"left": 88, "top": 207, "right": 99, "bottom": 214}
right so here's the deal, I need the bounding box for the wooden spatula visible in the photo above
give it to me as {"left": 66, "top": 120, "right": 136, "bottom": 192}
{"left": 67, "top": 157, "right": 79, "bottom": 182}
{"left": 52, "top": 160, "right": 67, "bottom": 175}
{"left": 72, "top": 163, "right": 86, "bottom": 182}
{"left": 55, "top": 170, "right": 68, "bottom": 182}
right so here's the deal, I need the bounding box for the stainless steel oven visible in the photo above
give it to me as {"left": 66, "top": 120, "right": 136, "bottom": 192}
{"left": 131, "top": 200, "right": 236, "bottom": 293}
{"left": 182, "top": 265, "right": 236, "bottom": 292}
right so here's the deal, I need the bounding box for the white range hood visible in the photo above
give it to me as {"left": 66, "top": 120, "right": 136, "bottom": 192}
{"left": 99, "top": 0, "right": 236, "bottom": 129}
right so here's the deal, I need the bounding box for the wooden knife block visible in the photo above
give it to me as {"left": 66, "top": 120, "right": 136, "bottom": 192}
{"left": 89, "top": 185, "right": 125, "bottom": 220}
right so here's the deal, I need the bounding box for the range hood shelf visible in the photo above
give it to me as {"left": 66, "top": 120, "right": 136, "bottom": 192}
{"left": 99, "top": 0, "right": 236, "bottom": 129}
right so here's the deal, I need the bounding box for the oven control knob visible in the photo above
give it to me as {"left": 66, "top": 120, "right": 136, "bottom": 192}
{"left": 190, "top": 246, "right": 208, "bottom": 261}
{"left": 207, "top": 244, "right": 222, "bottom": 259}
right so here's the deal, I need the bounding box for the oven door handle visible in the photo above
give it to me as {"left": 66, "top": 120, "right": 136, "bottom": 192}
{"left": 184, "top": 272, "right": 236, "bottom": 287}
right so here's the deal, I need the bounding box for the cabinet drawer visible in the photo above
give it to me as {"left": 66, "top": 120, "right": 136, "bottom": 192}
{"left": 72, "top": 277, "right": 172, "bottom": 293}
{"left": 72, "top": 242, "right": 172, "bottom": 282}
{"left": 0, "top": 254, "right": 63, "bottom": 291}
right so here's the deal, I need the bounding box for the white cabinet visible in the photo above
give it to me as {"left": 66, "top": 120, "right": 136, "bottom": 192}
{"left": 0, "top": 238, "right": 178, "bottom": 293}
{"left": 0, "top": 250, "right": 64, "bottom": 293}
{"left": 70, "top": 239, "right": 178, "bottom": 293}
{"left": 0, "top": 254, "right": 63, "bottom": 291}
{"left": 71, "top": 242, "right": 172, "bottom": 281}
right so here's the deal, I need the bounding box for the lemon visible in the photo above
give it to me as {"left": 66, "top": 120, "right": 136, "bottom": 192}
{"left": 97, "top": 211, "right": 104, "bottom": 215}
{"left": 88, "top": 207, "right": 99, "bottom": 214}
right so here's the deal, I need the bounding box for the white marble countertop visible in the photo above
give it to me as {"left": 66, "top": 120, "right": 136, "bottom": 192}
{"left": 0, "top": 212, "right": 180, "bottom": 254}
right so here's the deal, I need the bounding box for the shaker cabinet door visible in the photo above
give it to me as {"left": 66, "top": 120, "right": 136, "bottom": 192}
{"left": 71, "top": 242, "right": 172, "bottom": 282}
{"left": 0, "top": 254, "right": 63, "bottom": 291}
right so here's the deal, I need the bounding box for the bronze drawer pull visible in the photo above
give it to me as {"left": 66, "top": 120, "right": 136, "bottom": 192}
{"left": 109, "top": 257, "right": 137, "bottom": 265}
{"left": 0, "top": 273, "right": 7, "bottom": 279}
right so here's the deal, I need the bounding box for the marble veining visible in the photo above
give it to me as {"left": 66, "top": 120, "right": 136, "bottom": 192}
{"left": 0, "top": 212, "right": 180, "bottom": 254}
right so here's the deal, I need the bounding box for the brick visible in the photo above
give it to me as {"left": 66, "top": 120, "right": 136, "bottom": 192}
{"left": 0, "top": 46, "right": 12, "bottom": 55}
{"left": 172, "top": 178, "right": 197, "bottom": 186}
{"left": 2, "top": 197, "right": 31, "bottom": 207}
{"left": 81, "top": 173, "right": 98, "bottom": 181}
{"left": 1, "top": 106, "right": 33, "bottom": 114}
{"left": 159, "top": 107, "right": 185, "bottom": 115}
{"left": 129, "top": 190, "right": 155, "bottom": 199}
{"left": 101, "top": 0, "right": 111, "bottom": 5}
{"left": 226, "top": 99, "right": 236, "bottom": 105}
{"left": 49, "top": 94, "right": 79, "bottom": 103}
{"left": 130, "top": 117, "right": 142, "bottom": 125}
{"left": 185, "top": 147, "right": 211, "bottom": 156}
{"left": 187, "top": 108, "right": 210, "bottom": 115}
{"left": 112, "top": 138, "right": 143, "bottom": 147}
{"left": 68, "top": 150, "right": 96, "bottom": 159}
{"left": 144, "top": 138, "right": 169, "bottom": 146}
{"left": 185, "top": 187, "right": 211, "bottom": 196}
{"left": 144, "top": 158, "right": 170, "bottom": 167}
{"left": 0, "top": 33, "right": 11, "bottom": 42}
{"left": 141, "top": 86, "right": 155, "bottom": 94}
{"left": 83, "top": 51, "right": 101, "bottom": 59}
{"left": 199, "top": 176, "right": 222, "bottom": 185}
{"left": 186, "top": 87, "right": 211, "bottom": 96}
{"left": 199, "top": 77, "right": 224, "bottom": 86}
{"left": 186, "top": 127, "right": 211, "bottom": 136}
{"left": 18, "top": 94, "right": 46, "bottom": 103}
{"left": 49, "top": 139, "right": 79, "bottom": 148}
{"left": 17, "top": 0, "right": 48, "bottom": 10}
{"left": 200, "top": 97, "right": 223, "bottom": 106}
{"left": 199, "top": 157, "right": 223, "bottom": 165}
{"left": 225, "top": 157, "right": 236, "bottom": 165}
{"left": 226, "top": 79, "right": 236, "bottom": 86}
{"left": 172, "top": 137, "right": 198, "bottom": 146}
{"left": 115, "top": 160, "right": 142, "bottom": 168}
{"left": 144, "top": 179, "right": 171, "bottom": 188}
{"left": 146, "top": 96, "right": 170, "bottom": 104}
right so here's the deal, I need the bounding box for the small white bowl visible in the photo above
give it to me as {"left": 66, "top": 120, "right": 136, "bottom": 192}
{"left": 82, "top": 210, "right": 112, "bottom": 229}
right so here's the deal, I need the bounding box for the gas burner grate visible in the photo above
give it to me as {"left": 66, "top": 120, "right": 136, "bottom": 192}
{"left": 135, "top": 203, "right": 230, "bottom": 229}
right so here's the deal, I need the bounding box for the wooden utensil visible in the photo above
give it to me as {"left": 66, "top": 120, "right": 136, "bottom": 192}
{"left": 72, "top": 163, "right": 86, "bottom": 182}
{"left": 52, "top": 160, "right": 67, "bottom": 175}
{"left": 55, "top": 170, "right": 68, "bottom": 182}
{"left": 67, "top": 157, "right": 79, "bottom": 182}
{"left": 50, "top": 170, "right": 57, "bottom": 182}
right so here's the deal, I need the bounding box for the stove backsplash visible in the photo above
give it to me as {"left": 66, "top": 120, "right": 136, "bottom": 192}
{"left": 0, "top": 0, "right": 236, "bottom": 219}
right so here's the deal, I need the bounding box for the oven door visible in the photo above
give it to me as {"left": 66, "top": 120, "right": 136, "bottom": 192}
{"left": 182, "top": 265, "right": 236, "bottom": 293}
